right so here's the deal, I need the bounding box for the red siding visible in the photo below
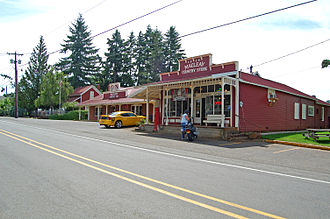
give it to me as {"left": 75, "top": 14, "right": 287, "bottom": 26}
{"left": 239, "top": 83, "right": 329, "bottom": 132}
{"left": 82, "top": 88, "right": 99, "bottom": 102}
{"left": 89, "top": 106, "right": 96, "bottom": 121}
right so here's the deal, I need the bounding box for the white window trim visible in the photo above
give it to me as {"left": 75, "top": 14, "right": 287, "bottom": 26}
{"left": 294, "top": 103, "right": 300, "bottom": 120}
{"left": 302, "top": 104, "right": 306, "bottom": 120}
{"left": 308, "top": 105, "right": 314, "bottom": 117}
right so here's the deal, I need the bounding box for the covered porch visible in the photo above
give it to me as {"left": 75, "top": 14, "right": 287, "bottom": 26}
{"left": 130, "top": 75, "right": 239, "bottom": 129}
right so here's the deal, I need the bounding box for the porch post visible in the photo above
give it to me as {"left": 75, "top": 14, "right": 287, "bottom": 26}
{"left": 166, "top": 89, "right": 169, "bottom": 125}
{"left": 221, "top": 78, "right": 225, "bottom": 128}
{"left": 87, "top": 106, "right": 90, "bottom": 120}
{"left": 190, "top": 86, "right": 194, "bottom": 122}
{"left": 106, "top": 105, "right": 108, "bottom": 115}
{"left": 162, "top": 88, "right": 165, "bottom": 125}
{"left": 79, "top": 106, "right": 81, "bottom": 120}
{"left": 152, "top": 101, "right": 155, "bottom": 123}
{"left": 97, "top": 105, "right": 100, "bottom": 120}
{"left": 235, "top": 77, "right": 239, "bottom": 128}
{"left": 146, "top": 87, "right": 149, "bottom": 124}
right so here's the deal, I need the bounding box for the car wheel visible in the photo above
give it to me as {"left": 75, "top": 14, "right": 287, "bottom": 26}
{"left": 115, "top": 120, "right": 122, "bottom": 128}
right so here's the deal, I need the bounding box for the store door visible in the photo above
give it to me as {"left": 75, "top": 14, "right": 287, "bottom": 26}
{"left": 194, "top": 98, "right": 205, "bottom": 124}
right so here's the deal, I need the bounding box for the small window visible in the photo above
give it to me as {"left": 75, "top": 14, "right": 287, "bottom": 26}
{"left": 308, "top": 106, "right": 314, "bottom": 116}
{"left": 90, "top": 91, "right": 94, "bottom": 100}
{"left": 207, "top": 85, "right": 214, "bottom": 92}
{"left": 321, "top": 107, "right": 325, "bottom": 121}
{"left": 294, "top": 103, "right": 300, "bottom": 120}
{"left": 268, "top": 89, "right": 276, "bottom": 99}
{"left": 302, "top": 104, "right": 306, "bottom": 120}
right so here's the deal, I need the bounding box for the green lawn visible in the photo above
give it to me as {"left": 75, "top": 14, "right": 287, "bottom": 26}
{"left": 261, "top": 132, "right": 330, "bottom": 147}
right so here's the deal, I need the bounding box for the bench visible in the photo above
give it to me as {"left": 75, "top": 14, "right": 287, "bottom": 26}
{"left": 303, "top": 129, "right": 330, "bottom": 142}
{"left": 203, "top": 114, "right": 224, "bottom": 127}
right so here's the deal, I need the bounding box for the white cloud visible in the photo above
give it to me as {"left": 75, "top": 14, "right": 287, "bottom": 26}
{"left": 0, "top": 0, "right": 329, "bottom": 101}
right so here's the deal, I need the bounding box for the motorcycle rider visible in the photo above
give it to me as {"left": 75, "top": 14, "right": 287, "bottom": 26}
{"left": 181, "top": 110, "right": 190, "bottom": 140}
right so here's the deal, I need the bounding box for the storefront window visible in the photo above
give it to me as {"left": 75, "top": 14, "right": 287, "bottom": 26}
{"left": 196, "top": 99, "right": 200, "bottom": 118}
{"left": 215, "top": 84, "right": 221, "bottom": 92}
{"left": 194, "top": 87, "right": 200, "bottom": 93}
{"left": 169, "top": 99, "right": 176, "bottom": 116}
{"left": 208, "top": 85, "right": 214, "bottom": 92}
{"left": 205, "top": 96, "right": 213, "bottom": 115}
{"left": 214, "top": 95, "right": 222, "bottom": 114}
{"left": 224, "top": 84, "right": 231, "bottom": 92}
{"left": 201, "top": 86, "right": 207, "bottom": 93}
{"left": 176, "top": 101, "right": 182, "bottom": 116}
{"left": 224, "top": 95, "right": 231, "bottom": 117}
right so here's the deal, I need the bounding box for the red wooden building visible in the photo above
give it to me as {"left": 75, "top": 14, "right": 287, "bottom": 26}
{"left": 68, "top": 85, "right": 101, "bottom": 104}
{"left": 78, "top": 83, "right": 154, "bottom": 121}
{"left": 129, "top": 54, "right": 330, "bottom": 132}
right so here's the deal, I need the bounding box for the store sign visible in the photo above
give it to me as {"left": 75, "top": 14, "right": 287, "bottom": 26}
{"left": 105, "top": 91, "right": 125, "bottom": 99}
{"left": 109, "top": 93, "right": 119, "bottom": 99}
{"left": 179, "top": 55, "right": 211, "bottom": 74}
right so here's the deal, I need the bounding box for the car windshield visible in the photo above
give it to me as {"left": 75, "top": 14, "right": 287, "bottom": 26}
{"left": 109, "top": 112, "right": 121, "bottom": 116}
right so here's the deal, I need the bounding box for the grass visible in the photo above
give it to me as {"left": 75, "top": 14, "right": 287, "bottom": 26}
{"left": 261, "top": 132, "right": 330, "bottom": 147}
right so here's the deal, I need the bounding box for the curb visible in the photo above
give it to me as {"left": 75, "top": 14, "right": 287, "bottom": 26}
{"left": 265, "top": 139, "right": 330, "bottom": 151}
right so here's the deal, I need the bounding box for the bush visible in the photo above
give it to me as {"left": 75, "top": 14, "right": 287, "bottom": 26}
{"left": 49, "top": 110, "right": 88, "bottom": 120}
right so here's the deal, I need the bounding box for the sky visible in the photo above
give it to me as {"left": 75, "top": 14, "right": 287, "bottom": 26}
{"left": 0, "top": 0, "right": 329, "bottom": 101}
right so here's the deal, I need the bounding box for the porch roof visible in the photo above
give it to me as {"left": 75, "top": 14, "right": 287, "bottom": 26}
{"left": 129, "top": 71, "right": 237, "bottom": 99}
{"left": 77, "top": 95, "right": 145, "bottom": 106}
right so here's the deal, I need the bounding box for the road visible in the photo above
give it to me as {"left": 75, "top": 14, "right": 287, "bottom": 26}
{"left": 1, "top": 117, "right": 330, "bottom": 218}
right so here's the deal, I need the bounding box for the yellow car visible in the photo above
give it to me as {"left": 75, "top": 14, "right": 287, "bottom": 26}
{"left": 99, "top": 111, "right": 146, "bottom": 128}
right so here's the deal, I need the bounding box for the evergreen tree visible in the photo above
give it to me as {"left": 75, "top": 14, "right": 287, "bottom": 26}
{"left": 137, "top": 25, "right": 166, "bottom": 85}
{"left": 149, "top": 28, "right": 166, "bottom": 82}
{"left": 123, "top": 32, "right": 136, "bottom": 87}
{"left": 104, "top": 30, "right": 127, "bottom": 87}
{"left": 57, "top": 14, "right": 101, "bottom": 88}
{"left": 18, "top": 35, "right": 49, "bottom": 115}
{"left": 35, "top": 68, "right": 73, "bottom": 110}
{"left": 135, "top": 31, "right": 148, "bottom": 85}
{"left": 164, "top": 26, "right": 185, "bottom": 72}
{"left": 322, "top": 59, "right": 330, "bottom": 68}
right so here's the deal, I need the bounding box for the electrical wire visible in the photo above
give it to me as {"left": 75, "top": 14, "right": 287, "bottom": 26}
{"left": 48, "top": 0, "right": 183, "bottom": 55}
{"left": 180, "top": 0, "right": 317, "bottom": 38}
{"left": 91, "top": 0, "right": 183, "bottom": 39}
{"left": 254, "top": 38, "right": 330, "bottom": 67}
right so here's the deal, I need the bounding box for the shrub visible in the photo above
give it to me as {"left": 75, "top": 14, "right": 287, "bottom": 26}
{"left": 49, "top": 110, "right": 88, "bottom": 120}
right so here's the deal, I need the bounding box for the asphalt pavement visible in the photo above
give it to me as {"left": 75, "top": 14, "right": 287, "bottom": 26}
{"left": 1, "top": 117, "right": 330, "bottom": 218}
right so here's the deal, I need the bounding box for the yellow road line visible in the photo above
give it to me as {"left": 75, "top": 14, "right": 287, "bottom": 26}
{"left": 273, "top": 147, "right": 301, "bottom": 154}
{"left": 0, "top": 130, "right": 246, "bottom": 219}
{"left": 0, "top": 129, "right": 286, "bottom": 219}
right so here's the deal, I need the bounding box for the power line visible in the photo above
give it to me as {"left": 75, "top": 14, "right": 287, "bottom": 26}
{"left": 180, "top": 0, "right": 317, "bottom": 38}
{"left": 91, "top": 0, "right": 183, "bottom": 39}
{"left": 254, "top": 38, "right": 330, "bottom": 67}
{"left": 48, "top": 0, "right": 183, "bottom": 55}
{"left": 45, "top": 0, "right": 108, "bottom": 38}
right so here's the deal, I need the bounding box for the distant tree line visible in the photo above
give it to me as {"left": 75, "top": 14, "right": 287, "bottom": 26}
{"left": 13, "top": 14, "right": 185, "bottom": 115}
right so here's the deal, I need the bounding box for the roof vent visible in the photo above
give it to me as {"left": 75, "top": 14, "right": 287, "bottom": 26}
{"left": 253, "top": 71, "right": 261, "bottom": 77}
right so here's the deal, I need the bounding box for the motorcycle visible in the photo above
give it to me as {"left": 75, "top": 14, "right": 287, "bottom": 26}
{"left": 186, "top": 121, "right": 198, "bottom": 141}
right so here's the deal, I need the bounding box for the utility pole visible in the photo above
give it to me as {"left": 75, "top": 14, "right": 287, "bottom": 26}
{"left": 8, "top": 52, "right": 23, "bottom": 118}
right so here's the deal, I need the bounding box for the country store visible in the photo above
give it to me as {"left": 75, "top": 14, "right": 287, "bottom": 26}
{"left": 78, "top": 54, "right": 330, "bottom": 133}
